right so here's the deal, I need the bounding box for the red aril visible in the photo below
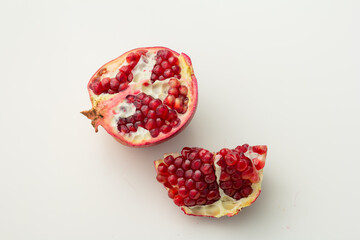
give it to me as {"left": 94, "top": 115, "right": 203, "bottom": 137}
{"left": 81, "top": 47, "right": 198, "bottom": 147}
{"left": 154, "top": 144, "right": 268, "bottom": 218}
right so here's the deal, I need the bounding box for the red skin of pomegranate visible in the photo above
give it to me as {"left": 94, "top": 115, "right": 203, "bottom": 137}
{"left": 154, "top": 144, "right": 268, "bottom": 218}
{"left": 82, "top": 47, "right": 198, "bottom": 147}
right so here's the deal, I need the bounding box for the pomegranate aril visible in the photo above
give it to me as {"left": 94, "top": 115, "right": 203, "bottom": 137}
{"left": 164, "top": 95, "right": 175, "bottom": 108}
{"left": 166, "top": 110, "right": 177, "bottom": 121}
{"left": 219, "top": 148, "right": 230, "bottom": 156}
{"left": 184, "top": 198, "right": 196, "bottom": 206}
{"left": 178, "top": 186, "right": 188, "bottom": 198}
{"left": 208, "top": 183, "right": 218, "bottom": 190}
{"left": 173, "top": 195, "right": 184, "bottom": 206}
{"left": 232, "top": 171, "right": 242, "bottom": 181}
{"left": 149, "top": 99, "right": 162, "bottom": 110}
{"left": 163, "top": 69, "right": 174, "bottom": 78}
{"left": 156, "top": 57, "right": 163, "bottom": 64}
{"left": 169, "top": 78, "right": 180, "bottom": 88}
{"left": 241, "top": 187, "right": 253, "bottom": 197}
{"left": 160, "top": 125, "right": 172, "bottom": 133}
{"left": 126, "top": 123, "right": 136, "bottom": 132}
{"left": 118, "top": 118, "right": 127, "bottom": 125}
{"left": 120, "top": 125, "right": 129, "bottom": 133}
{"left": 179, "top": 86, "right": 188, "bottom": 96}
{"left": 174, "top": 157, "right": 184, "bottom": 167}
{"left": 156, "top": 174, "right": 167, "bottom": 184}
{"left": 168, "top": 88, "right": 179, "bottom": 97}
{"left": 226, "top": 165, "right": 236, "bottom": 174}
{"left": 220, "top": 181, "right": 232, "bottom": 189}
{"left": 235, "top": 145, "right": 247, "bottom": 153}
{"left": 161, "top": 60, "right": 171, "bottom": 69}
{"left": 145, "top": 118, "right": 156, "bottom": 130}
{"left": 200, "top": 189, "right": 209, "bottom": 198}
{"left": 118, "top": 82, "right": 128, "bottom": 91}
{"left": 200, "top": 163, "right": 213, "bottom": 175}
{"left": 92, "top": 81, "right": 104, "bottom": 95}
{"left": 220, "top": 172, "right": 231, "bottom": 181}
{"left": 191, "top": 160, "right": 202, "bottom": 170}
{"left": 217, "top": 158, "right": 226, "bottom": 169}
{"left": 158, "top": 75, "right": 165, "bottom": 81}
{"left": 176, "top": 168, "right": 184, "bottom": 177}
{"left": 126, "top": 52, "right": 140, "bottom": 62}
{"left": 224, "top": 189, "right": 236, "bottom": 197}
{"left": 127, "top": 73, "right": 133, "bottom": 82}
{"left": 164, "top": 155, "right": 174, "bottom": 165}
{"left": 101, "top": 78, "right": 110, "bottom": 90}
{"left": 242, "top": 167, "right": 254, "bottom": 180}
{"left": 133, "top": 110, "right": 143, "bottom": 121}
{"left": 152, "top": 65, "right": 164, "bottom": 75}
{"left": 233, "top": 180, "right": 243, "bottom": 189}
{"left": 184, "top": 169, "right": 193, "bottom": 179}
{"left": 140, "top": 105, "right": 149, "bottom": 116}
{"left": 201, "top": 152, "right": 213, "bottom": 163}
{"left": 207, "top": 190, "right": 219, "bottom": 201}
{"left": 157, "top": 49, "right": 172, "bottom": 59}
{"left": 171, "top": 65, "right": 181, "bottom": 74}
{"left": 252, "top": 145, "right": 267, "bottom": 155}
{"left": 142, "top": 95, "right": 152, "bottom": 105}
{"left": 155, "top": 118, "right": 163, "bottom": 127}
{"left": 158, "top": 163, "right": 168, "bottom": 175}
{"left": 168, "top": 165, "right": 176, "bottom": 174}
{"left": 134, "top": 121, "right": 144, "bottom": 129}
{"left": 133, "top": 100, "right": 142, "bottom": 109}
{"left": 185, "top": 179, "right": 195, "bottom": 189}
{"left": 126, "top": 116, "right": 135, "bottom": 123}
{"left": 225, "top": 152, "right": 239, "bottom": 166}
{"left": 151, "top": 73, "right": 157, "bottom": 81}
{"left": 196, "top": 198, "right": 206, "bottom": 205}
{"left": 126, "top": 95, "right": 135, "bottom": 103}
{"left": 189, "top": 189, "right": 200, "bottom": 200}
{"left": 174, "top": 74, "right": 181, "bottom": 79}
{"left": 168, "top": 56, "right": 179, "bottom": 65}
{"left": 108, "top": 89, "right": 116, "bottom": 94}
{"left": 177, "top": 177, "right": 185, "bottom": 187}
{"left": 150, "top": 128, "right": 160, "bottom": 138}
{"left": 182, "top": 160, "right": 191, "bottom": 171}
{"left": 116, "top": 72, "right": 127, "bottom": 83}
{"left": 236, "top": 159, "right": 248, "bottom": 172}
{"left": 120, "top": 65, "right": 132, "bottom": 74}
{"left": 204, "top": 174, "right": 216, "bottom": 183}
{"left": 168, "top": 175, "right": 177, "bottom": 185}
{"left": 168, "top": 188, "right": 178, "bottom": 199}
{"left": 156, "top": 105, "right": 169, "bottom": 119}
{"left": 147, "top": 110, "right": 156, "bottom": 119}
{"left": 233, "top": 192, "right": 242, "bottom": 200}
{"left": 195, "top": 181, "right": 207, "bottom": 191}
{"left": 129, "top": 61, "right": 137, "bottom": 68}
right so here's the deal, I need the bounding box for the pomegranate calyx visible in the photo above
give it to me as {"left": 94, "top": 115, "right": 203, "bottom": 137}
{"left": 81, "top": 108, "right": 103, "bottom": 132}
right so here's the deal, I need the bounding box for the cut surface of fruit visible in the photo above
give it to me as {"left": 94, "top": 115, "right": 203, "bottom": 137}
{"left": 154, "top": 144, "right": 267, "bottom": 218}
{"left": 81, "top": 47, "right": 198, "bottom": 147}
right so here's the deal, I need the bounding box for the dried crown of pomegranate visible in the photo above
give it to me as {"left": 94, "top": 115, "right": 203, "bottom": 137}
{"left": 82, "top": 47, "right": 198, "bottom": 147}
{"left": 154, "top": 144, "right": 267, "bottom": 218}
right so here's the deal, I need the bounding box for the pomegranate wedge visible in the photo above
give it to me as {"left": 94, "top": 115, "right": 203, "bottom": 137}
{"left": 155, "top": 144, "right": 268, "bottom": 218}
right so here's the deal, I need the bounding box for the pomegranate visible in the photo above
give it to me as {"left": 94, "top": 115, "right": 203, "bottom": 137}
{"left": 154, "top": 144, "right": 268, "bottom": 218}
{"left": 81, "top": 47, "right": 198, "bottom": 147}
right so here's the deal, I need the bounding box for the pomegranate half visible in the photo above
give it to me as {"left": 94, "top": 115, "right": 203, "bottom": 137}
{"left": 154, "top": 144, "right": 267, "bottom": 218}
{"left": 82, "top": 47, "right": 198, "bottom": 147}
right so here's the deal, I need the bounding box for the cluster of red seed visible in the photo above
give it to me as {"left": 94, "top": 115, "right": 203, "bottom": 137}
{"left": 164, "top": 79, "right": 189, "bottom": 114}
{"left": 151, "top": 50, "right": 181, "bottom": 82}
{"left": 91, "top": 51, "right": 146, "bottom": 95}
{"left": 216, "top": 144, "right": 257, "bottom": 200}
{"left": 156, "top": 147, "right": 221, "bottom": 207}
{"left": 117, "top": 93, "right": 181, "bottom": 137}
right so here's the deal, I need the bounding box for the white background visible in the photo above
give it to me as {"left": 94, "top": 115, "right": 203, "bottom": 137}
{"left": 0, "top": 0, "right": 359, "bottom": 239}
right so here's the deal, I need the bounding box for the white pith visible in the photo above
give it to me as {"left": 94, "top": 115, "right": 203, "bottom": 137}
{"left": 155, "top": 147, "right": 267, "bottom": 218}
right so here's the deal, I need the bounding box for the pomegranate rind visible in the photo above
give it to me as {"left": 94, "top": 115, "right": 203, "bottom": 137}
{"left": 154, "top": 145, "right": 267, "bottom": 218}
{"left": 82, "top": 47, "right": 198, "bottom": 147}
